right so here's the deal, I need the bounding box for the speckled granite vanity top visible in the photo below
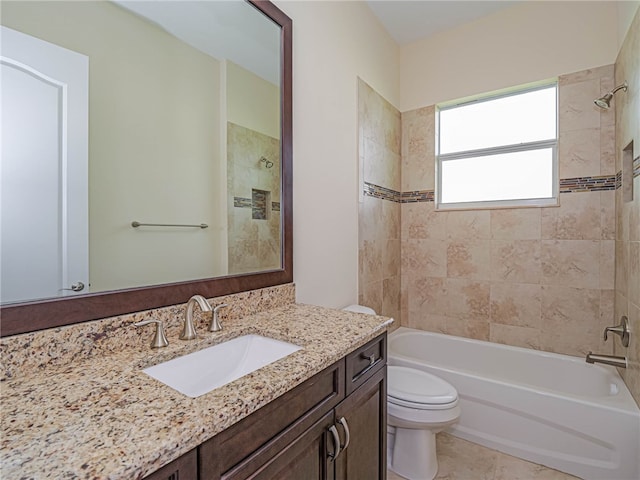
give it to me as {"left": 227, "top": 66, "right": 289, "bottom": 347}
{"left": 1, "top": 303, "right": 392, "bottom": 479}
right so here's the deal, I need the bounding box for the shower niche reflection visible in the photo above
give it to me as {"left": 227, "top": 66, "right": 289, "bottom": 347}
{"left": 227, "top": 121, "right": 281, "bottom": 275}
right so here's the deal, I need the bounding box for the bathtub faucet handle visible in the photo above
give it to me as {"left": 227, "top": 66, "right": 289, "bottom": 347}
{"left": 603, "top": 316, "right": 630, "bottom": 347}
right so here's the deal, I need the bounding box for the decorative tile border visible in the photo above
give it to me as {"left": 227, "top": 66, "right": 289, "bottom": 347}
{"left": 234, "top": 197, "right": 252, "bottom": 208}
{"left": 365, "top": 174, "right": 619, "bottom": 205}
{"left": 559, "top": 175, "right": 617, "bottom": 193}
{"left": 363, "top": 182, "right": 402, "bottom": 202}
{"left": 634, "top": 156, "right": 640, "bottom": 179}
{"left": 400, "top": 190, "right": 435, "bottom": 203}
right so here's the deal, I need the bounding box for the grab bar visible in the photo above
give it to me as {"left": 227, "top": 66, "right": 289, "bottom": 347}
{"left": 131, "top": 221, "right": 208, "bottom": 229}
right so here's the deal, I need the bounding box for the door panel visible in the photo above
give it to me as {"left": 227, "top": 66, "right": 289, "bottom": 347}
{"left": 1, "top": 26, "right": 88, "bottom": 303}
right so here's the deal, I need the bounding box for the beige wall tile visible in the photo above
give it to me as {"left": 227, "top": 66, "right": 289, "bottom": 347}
{"left": 402, "top": 239, "right": 447, "bottom": 277}
{"left": 630, "top": 241, "right": 640, "bottom": 305}
{"left": 600, "top": 289, "right": 615, "bottom": 328}
{"left": 616, "top": 240, "right": 629, "bottom": 295}
{"left": 541, "top": 285, "right": 604, "bottom": 356}
{"left": 447, "top": 210, "right": 491, "bottom": 240}
{"left": 490, "top": 283, "right": 541, "bottom": 328}
{"left": 359, "top": 194, "right": 384, "bottom": 242}
{"left": 407, "top": 275, "right": 448, "bottom": 318}
{"left": 558, "top": 128, "right": 601, "bottom": 178}
{"left": 541, "top": 240, "right": 600, "bottom": 289}
{"left": 360, "top": 279, "right": 383, "bottom": 317}
{"left": 446, "top": 278, "right": 491, "bottom": 321}
{"left": 601, "top": 190, "right": 616, "bottom": 240}
{"left": 447, "top": 240, "right": 491, "bottom": 280}
{"left": 558, "top": 79, "right": 601, "bottom": 132}
{"left": 360, "top": 238, "right": 383, "bottom": 281}
{"left": 489, "top": 323, "right": 541, "bottom": 350}
{"left": 491, "top": 240, "right": 541, "bottom": 284}
{"left": 382, "top": 200, "right": 401, "bottom": 240}
{"left": 619, "top": 301, "right": 640, "bottom": 403}
{"left": 559, "top": 64, "right": 614, "bottom": 86}
{"left": 490, "top": 208, "right": 541, "bottom": 240}
{"left": 600, "top": 240, "right": 615, "bottom": 290}
{"left": 402, "top": 202, "right": 448, "bottom": 240}
{"left": 384, "top": 238, "right": 401, "bottom": 279}
{"left": 382, "top": 275, "right": 401, "bottom": 321}
{"left": 541, "top": 192, "right": 601, "bottom": 240}
{"left": 600, "top": 123, "right": 616, "bottom": 175}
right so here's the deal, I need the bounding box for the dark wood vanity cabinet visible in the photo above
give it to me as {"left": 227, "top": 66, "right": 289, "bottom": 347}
{"left": 199, "top": 333, "right": 387, "bottom": 480}
{"left": 143, "top": 448, "right": 198, "bottom": 480}
{"left": 144, "top": 333, "right": 386, "bottom": 480}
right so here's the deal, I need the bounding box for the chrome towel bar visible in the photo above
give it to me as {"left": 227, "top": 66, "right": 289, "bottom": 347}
{"left": 131, "top": 221, "right": 208, "bottom": 229}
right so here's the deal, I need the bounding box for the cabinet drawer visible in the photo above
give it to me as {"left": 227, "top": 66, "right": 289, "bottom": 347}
{"left": 345, "top": 333, "right": 386, "bottom": 395}
{"left": 200, "top": 360, "right": 345, "bottom": 477}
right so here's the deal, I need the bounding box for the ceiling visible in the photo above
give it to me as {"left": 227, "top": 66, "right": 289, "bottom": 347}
{"left": 366, "top": 1, "right": 522, "bottom": 45}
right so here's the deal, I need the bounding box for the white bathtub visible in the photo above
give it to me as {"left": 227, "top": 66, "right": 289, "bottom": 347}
{"left": 389, "top": 327, "right": 640, "bottom": 480}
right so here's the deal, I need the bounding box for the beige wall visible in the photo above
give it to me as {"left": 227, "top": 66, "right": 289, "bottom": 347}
{"left": 275, "top": 0, "right": 400, "bottom": 309}
{"left": 614, "top": 7, "right": 640, "bottom": 406}
{"left": 401, "top": 66, "right": 616, "bottom": 357}
{"left": 2, "top": 1, "right": 225, "bottom": 291}
{"left": 227, "top": 61, "right": 280, "bottom": 139}
{"left": 400, "top": 1, "right": 620, "bottom": 111}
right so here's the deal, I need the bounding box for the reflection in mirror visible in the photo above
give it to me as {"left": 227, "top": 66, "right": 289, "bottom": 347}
{"left": 1, "top": 0, "right": 282, "bottom": 306}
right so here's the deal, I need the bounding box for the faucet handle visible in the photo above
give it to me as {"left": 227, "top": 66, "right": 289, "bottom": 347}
{"left": 134, "top": 319, "right": 169, "bottom": 348}
{"left": 603, "top": 316, "right": 630, "bottom": 347}
{"left": 209, "top": 303, "right": 228, "bottom": 332}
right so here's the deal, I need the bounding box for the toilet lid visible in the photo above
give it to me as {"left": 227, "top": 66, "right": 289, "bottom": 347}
{"left": 388, "top": 366, "right": 458, "bottom": 406}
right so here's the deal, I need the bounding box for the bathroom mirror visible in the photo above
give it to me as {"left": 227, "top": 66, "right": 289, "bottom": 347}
{"left": 0, "top": 0, "right": 292, "bottom": 336}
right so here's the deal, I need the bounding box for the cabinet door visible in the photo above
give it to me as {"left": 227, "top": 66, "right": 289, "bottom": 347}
{"left": 223, "top": 410, "right": 336, "bottom": 480}
{"left": 334, "top": 366, "right": 386, "bottom": 480}
{"left": 142, "top": 448, "right": 197, "bottom": 480}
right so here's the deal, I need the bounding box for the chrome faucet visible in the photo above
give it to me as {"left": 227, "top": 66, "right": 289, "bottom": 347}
{"left": 134, "top": 319, "right": 169, "bottom": 348}
{"left": 180, "top": 295, "right": 212, "bottom": 340}
{"left": 585, "top": 352, "right": 627, "bottom": 368}
{"left": 209, "top": 303, "right": 228, "bottom": 332}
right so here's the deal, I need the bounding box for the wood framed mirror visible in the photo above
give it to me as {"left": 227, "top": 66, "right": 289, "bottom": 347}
{"left": 0, "top": 0, "right": 292, "bottom": 337}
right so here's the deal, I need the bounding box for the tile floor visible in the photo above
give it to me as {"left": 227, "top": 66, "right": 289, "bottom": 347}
{"left": 387, "top": 433, "right": 581, "bottom": 480}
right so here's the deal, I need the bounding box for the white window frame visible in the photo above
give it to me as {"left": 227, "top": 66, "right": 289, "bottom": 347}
{"left": 436, "top": 83, "right": 559, "bottom": 211}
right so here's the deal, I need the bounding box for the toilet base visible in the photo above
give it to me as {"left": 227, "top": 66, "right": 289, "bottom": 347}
{"left": 389, "top": 426, "right": 438, "bottom": 480}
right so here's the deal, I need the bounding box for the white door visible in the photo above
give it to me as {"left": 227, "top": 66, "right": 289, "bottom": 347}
{"left": 1, "top": 26, "right": 89, "bottom": 303}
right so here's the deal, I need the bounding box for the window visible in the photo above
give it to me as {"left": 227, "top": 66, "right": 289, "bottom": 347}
{"left": 436, "top": 84, "right": 558, "bottom": 209}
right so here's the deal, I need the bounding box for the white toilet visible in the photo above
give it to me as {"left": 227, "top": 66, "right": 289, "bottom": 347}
{"left": 342, "top": 305, "right": 461, "bottom": 480}
{"left": 387, "top": 365, "right": 460, "bottom": 480}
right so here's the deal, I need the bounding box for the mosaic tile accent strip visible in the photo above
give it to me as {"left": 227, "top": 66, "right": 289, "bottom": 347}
{"left": 364, "top": 182, "right": 402, "bottom": 202}
{"left": 234, "top": 197, "right": 252, "bottom": 208}
{"left": 400, "top": 190, "right": 435, "bottom": 203}
{"left": 272, "top": 202, "right": 280, "bottom": 212}
{"left": 366, "top": 175, "right": 617, "bottom": 205}
{"left": 559, "top": 175, "right": 617, "bottom": 193}
{"left": 634, "top": 156, "right": 640, "bottom": 178}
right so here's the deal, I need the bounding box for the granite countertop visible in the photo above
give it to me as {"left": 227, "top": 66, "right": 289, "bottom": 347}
{"left": 1, "top": 303, "right": 392, "bottom": 479}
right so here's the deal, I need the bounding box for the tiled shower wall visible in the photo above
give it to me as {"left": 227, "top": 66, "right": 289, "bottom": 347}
{"left": 359, "top": 66, "right": 620, "bottom": 358}
{"left": 400, "top": 65, "right": 616, "bottom": 358}
{"left": 358, "top": 79, "right": 402, "bottom": 322}
{"left": 613, "top": 9, "right": 639, "bottom": 406}
{"left": 227, "top": 122, "right": 281, "bottom": 274}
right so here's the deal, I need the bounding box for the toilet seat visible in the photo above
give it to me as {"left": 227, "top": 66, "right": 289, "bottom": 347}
{"left": 388, "top": 366, "right": 458, "bottom": 410}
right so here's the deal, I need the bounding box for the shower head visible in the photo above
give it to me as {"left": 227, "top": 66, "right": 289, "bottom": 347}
{"left": 594, "top": 81, "right": 628, "bottom": 109}
{"left": 259, "top": 156, "right": 274, "bottom": 168}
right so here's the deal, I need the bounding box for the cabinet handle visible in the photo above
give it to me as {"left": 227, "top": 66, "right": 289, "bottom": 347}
{"left": 337, "top": 417, "right": 350, "bottom": 451}
{"left": 328, "top": 425, "right": 341, "bottom": 460}
{"left": 353, "top": 354, "right": 382, "bottom": 382}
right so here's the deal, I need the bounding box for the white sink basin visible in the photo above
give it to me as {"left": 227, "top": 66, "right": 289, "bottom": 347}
{"left": 142, "top": 334, "right": 302, "bottom": 398}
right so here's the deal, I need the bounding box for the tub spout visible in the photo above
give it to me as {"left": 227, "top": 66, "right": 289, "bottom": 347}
{"left": 585, "top": 352, "right": 627, "bottom": 368}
